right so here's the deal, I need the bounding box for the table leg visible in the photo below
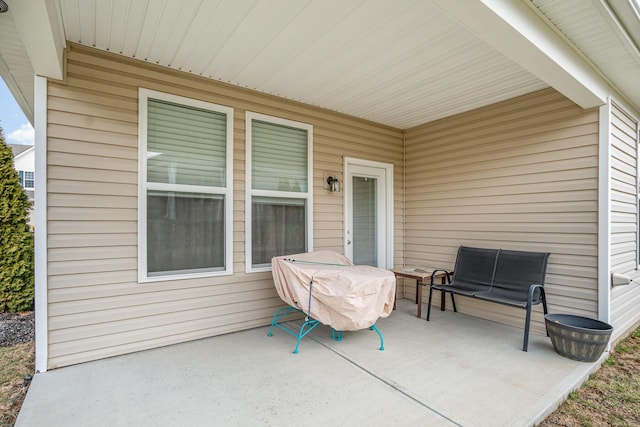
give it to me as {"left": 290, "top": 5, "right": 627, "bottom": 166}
{"left": 440, "top": 276, "right": 446, "bottom": 311}
{"left": 416, "top": 279, "right": 424, "bottom": 318}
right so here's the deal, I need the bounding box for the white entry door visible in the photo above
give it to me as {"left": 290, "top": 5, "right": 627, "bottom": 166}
{"left": 344, "top": 158, "right": 393, "bottom": 269}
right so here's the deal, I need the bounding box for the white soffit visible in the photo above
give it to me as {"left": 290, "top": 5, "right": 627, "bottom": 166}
{"left": 432, "top": 0, "right": 610, "bottom": 109}
{"left": 532, "top": 0, "right": 640, "bottom": 114}
{"left": 55, "top": 0, "right": 549, "bottom": 129}
{"left": 0, "top": 12, "right": 35, "bottom": 123}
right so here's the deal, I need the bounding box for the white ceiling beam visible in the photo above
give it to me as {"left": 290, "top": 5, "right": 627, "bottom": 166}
{"left": 10, "top": 0, "right": 66, "bottom": 80}
{"left": 431, "top": 0, "right": 609, "bottom": 109}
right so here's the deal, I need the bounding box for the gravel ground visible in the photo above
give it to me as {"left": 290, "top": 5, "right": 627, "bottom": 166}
{"left": 0, "top": 312, "right": 35, "bottom": 347}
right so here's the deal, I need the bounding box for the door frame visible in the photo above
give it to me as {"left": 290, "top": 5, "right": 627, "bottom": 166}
{"left": 343, "top": 157, "right": 394, "bottom": 269}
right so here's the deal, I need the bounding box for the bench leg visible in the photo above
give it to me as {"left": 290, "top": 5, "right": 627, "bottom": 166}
{"left": 541, "top": 288, "right": 549, "bottom": 336}
{"left": 523, "top": 305, "right": 532, "bottom": 352}
{"left": 427, "top": 285, "right": 434, "bottom": 321}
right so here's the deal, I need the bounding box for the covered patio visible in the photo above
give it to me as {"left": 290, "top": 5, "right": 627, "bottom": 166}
{"left": 16, "top": 300, "right": 603, "bottom": 427}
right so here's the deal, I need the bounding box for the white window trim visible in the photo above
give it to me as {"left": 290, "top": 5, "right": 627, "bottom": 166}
{"left": 23, "top": 171, "right": 35, "bottom": 189}
{"left": 138, "top": 88, "right": 234, "bottom": 282}
{"left": 245, "top": 112, "right": 313, "bottom": 273}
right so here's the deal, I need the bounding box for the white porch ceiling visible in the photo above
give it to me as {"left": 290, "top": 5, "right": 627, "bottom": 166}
{"left": 55, "top": 0, "right": 549, "bottom": 129}
{"left": 2, "top": 0, "right": 639, "bottom": 129}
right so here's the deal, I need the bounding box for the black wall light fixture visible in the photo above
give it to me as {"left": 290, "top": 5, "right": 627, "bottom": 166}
{"left": 326, "top": 176, "right": 340, "bottom": 192}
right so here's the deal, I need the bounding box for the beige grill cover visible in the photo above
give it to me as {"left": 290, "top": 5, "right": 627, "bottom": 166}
{"left": 271, "top": 250, "right": 396, "bottom": 331}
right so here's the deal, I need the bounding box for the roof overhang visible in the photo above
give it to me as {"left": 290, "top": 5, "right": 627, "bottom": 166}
{"left": 433, "top": 0, "right": 608, "bottom": 109}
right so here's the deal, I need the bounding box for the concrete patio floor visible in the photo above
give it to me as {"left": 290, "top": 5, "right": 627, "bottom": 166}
{"left": 16, "top": 299, "right": 605, "bottom": 427}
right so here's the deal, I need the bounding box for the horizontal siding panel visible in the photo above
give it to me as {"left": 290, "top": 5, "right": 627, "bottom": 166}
{"left": 48, "top": 246, "right": 137, "bottom": 262}
{"left": 48, "top": 95, "right": 138, "bottom": 123}
{"left": 406, "top": 178, "right": 597, "bottom": 199}
{"left": 48, "top": 270, "right": 137, "bottom": 289}
{"left": 611, "top": 190, "right": 637, "bottom": 206}
{"left": 49, "top": 221, "right": 137, "bottom": 235}
{"left": 49, "top": 288, "right": 278, "bottom": 321}
{"left": 48, "top": 279, "right": 272, "bottom": 304}
{"left": 48, "top": 84, "right": 138, "bottom": 113}
{"left": 48, "top": 123, "right": 137, "bottom": 147}
{"left": 49, "top": 298, "right": 282, "bottom": 344}
{"left": 48, "top": 207, "right": 136, "bottom": 221}
{"left": 48, "top": 152, "right": 137, "bottom": 172}
{"left": 48, "top": 193, "right": 136, "bottom": 209}
{"left": 49, "top": 110, "right": 137, "bottom": 135}
{"left": 48, "top": 233, "right": 137, "bottom": 248}
{"left": 49, "top": 258, "right": 137, "bottom": 276}
{"left": 48, "top": 167, "right": 137, "bottom": 187}
{"left": 48, "top": 180, "right": 138, "bottom": 196}
{"left": 48, "top": 139, "right": 138, "bottom": 162}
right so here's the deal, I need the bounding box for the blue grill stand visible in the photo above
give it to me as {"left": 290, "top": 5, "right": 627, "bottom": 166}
{"left": 268, "top": 306, "right": 385, "bottom": 353}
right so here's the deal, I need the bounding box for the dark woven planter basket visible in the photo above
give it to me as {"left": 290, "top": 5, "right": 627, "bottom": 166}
{"left": 545, "top": 314, "right": 613, "bottom": 362}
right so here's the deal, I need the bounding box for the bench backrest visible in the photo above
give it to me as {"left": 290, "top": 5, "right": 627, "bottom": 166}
{"left": 452, "top": 246, "right": 499, "bottom": 290}
{"left": 490, "top": 249, "right": 550, "bottom": 302}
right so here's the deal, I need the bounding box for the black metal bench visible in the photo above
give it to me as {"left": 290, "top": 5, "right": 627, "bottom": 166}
{"left": 427, "top": 246, "right": 550, "bottom": 351}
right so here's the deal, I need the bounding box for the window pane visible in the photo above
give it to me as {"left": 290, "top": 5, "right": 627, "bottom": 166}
{"left": 18, "top": 171, "right": 24, "bottom": 187}
{"left": 147, "top": 99, "right": 227, "bottom": 187}
{"left": 352, "top": 176, "right": 377, "bottom": 266}
{"left": 24, "top": 171, "right": 34, "bottom": 188}
{"left": 251, "top": 120, "right": 307, "bottom": 192}
{"left": 147, "top": 191, "right": 225, "bottom": 275}
{"left": 252, "top": 196, "right": 306, "bottom": 266}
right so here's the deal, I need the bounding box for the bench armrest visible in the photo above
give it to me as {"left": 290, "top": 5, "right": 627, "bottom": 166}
{"left": 528, "top": 283, "right": 546, "bottom": 305}
{"left": 431, "top": 269, "right": 452, "bottom": 284}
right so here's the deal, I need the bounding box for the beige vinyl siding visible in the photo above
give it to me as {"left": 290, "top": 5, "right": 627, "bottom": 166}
{"left": 46, "top": 43, "right": 403, "bottom": 368}
{"left": 403, "top": 88, "right": 599, "bottom": 334}
{"left": 609, "top": 100, "right": 640, "bottom": 341}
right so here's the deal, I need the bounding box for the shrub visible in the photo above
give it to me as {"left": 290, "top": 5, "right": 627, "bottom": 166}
{"left": 0, "top": 127, "right": 34, "bottom": 312}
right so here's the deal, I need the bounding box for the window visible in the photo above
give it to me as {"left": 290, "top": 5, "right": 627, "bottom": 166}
{"left": 138, "top": 89, "right": 233, "bottom": 281}
{"left": 18, "top": 170, "right": 24, "bottom": 187}
{"left": 246, "top": 112, "right": 313, "bottom": 271}
{"left": 23, "top": 171, "right": 34, "bottom": 189}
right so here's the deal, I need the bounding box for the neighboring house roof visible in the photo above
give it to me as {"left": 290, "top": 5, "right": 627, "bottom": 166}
{"left": 0, "top": 1, "right": 639, "bottom": 128}
{"left": 9, "top": 143, "right": 33, "bottom": 158}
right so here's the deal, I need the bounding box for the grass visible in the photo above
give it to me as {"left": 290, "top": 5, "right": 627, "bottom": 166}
{"left": 0, "top": 342, "right": 34, "bottom": 427}
{"left": 540, "top": 326, "right": 640, "bottom": 426}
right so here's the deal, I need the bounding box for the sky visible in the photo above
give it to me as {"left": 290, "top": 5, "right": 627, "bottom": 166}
{"left": 0, "top": 77, "right": 34, "bottom": 145}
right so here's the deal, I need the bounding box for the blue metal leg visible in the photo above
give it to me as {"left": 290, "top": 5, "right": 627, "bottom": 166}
{"left": 268, "top": 306, "right": 321, "bottom": 354}
{"left": 268, "top": 306, "right": 297, "bottom": 337}
{"left": 370, "top": 324, "right": 384, "bottom": 351}
{"left": 293, "top": 318, "right": 321, "bottom": 354}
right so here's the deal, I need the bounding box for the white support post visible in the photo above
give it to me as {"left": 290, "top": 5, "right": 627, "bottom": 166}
{"left": 598, "top": 100, "right": 611, "bottom": 325}
{"left": 34, "top": 75, "right": 48, "bottom": 373}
